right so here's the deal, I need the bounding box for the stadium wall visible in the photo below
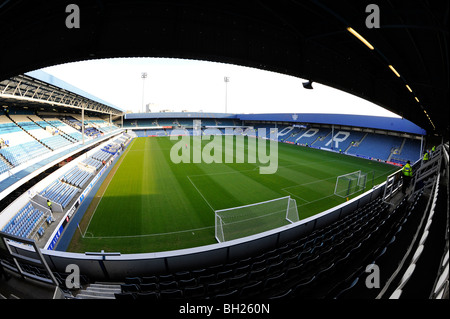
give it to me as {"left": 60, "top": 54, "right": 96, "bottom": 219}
{"left": 122, "top": 112, "right": 426, "bottom": 137}
{"left": 7, "top": 179, "right": 387, "bottom": 280}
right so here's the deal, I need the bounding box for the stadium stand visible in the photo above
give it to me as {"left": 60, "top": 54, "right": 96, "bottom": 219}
{"left": 42, "top": 117, "right": 84, "bottom": 142}
{"left": 0, "top": 111, "right": 121, "bottom": 180}
{"left": 0, "top": 133, "right": 130, "bottom": 252}
{"left": 60, "top": 166, "right": 93, "bottom": 188}
{"left": 0, "top": 119, "right": 447, "bottom": 301}
{"left": 1, "top": 0, "right": 447, "bottom": 303}
{"left": 1, "top": 202, "right": 46, "bottom": 239}
{"left": 0, "top": 140, "right": 50, "bottom": 167}
{"left": 40, "top": 180, "right": 79, "bottom": 209}
{"left": 131, "top": 120, "right": 423, "bottom": 165}
{"left": 347, "top": 134, "right": 403, "bottom": 161}
{"left": 75, "top": 194, "right": 421, "bottom": 300}
{"left": 0, "top": 86, "right": 445, "bottom": 302}
{"left": 0, "top": 159, "right": 11, "bottom": 175}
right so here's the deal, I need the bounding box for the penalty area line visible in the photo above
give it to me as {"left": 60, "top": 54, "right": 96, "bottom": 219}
{"left": 187, "top": 175, "right": 216, "bottom": 212}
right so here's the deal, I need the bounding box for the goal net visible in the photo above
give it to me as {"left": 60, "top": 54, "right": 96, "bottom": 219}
{"left": 334, "top": 170, "right": 368, "bottom": 198}
{"left": 215, "top": 196, "right": 299, "bottom": 243}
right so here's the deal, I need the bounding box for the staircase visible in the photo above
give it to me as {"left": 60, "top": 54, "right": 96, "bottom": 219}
{"left": 75, "top": 282, "right": 122, "bottom": 299}
{"left": 6, "top": 115, "right": 52, "bottom": 151}
{"left": 357, "top": 133, "right": 369, "bottom": 146}
{"left": 0, "top": 153, "right": 14, "bottom": 169}
{"left": 39, "top": 117, "right": 78, "bottom": 143}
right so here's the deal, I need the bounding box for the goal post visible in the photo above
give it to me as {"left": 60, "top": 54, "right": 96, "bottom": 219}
{"left": 286, "top": 197, "right": 299, "bottom": 224}
{"left": 334, "top": 170, "right": 363, "bottom": 198}
{"left": 215, "top": 196, "right": 299, "bottom": 243}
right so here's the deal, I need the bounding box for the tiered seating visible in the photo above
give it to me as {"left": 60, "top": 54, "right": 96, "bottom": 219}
{"left": 293, "top": 127, "right": 330, "bottom": 146}
{"left": 36, "top": 134, "right": 130, "bottom": 212}
{"left": 0, "top": 122, "right": 22, "bottom": 135}
{"left": 313, "top": 130, "right": 366, "bottom": 151}
{"left": 347, "top": 134, "right": 403, "bottom": 161}
{"left": 91, "top": 149, "right": 113, "bottom": 163}
{"left": 1, "top": 203, "right": 45, "bottom": 239}
{"left": 84, "top": 126, "right": 102, "bottom": 137}
{"left": 43, "top": 118, "right": 82, "bottom": 141}
{"left": 10, "top": 116, "right": 52, "bottom": 141}
{"left": 35, "top": 120, "right": 53, "bottom": 129}
{"left": 331, "top": 191, "right": 425, "bottom": 299}
{"left": 68, "top": 131, "right": 83, "bottom": 141}
{"left": 114, "top": 197, "right": 408, "bottom": 300}
{"left": 246, "top": 124, "right": 421, "bottom": 164}
{"left": 60, "top": 166, "right": 93, "bottom": 188}
{"left": 200, "top": 119, "right": 217, "bottom": 127}
{"left": 156, "top": 119, "right": 177, "bottom": 127}
{"left": 96, "top": 124, "right": 119, "bottom": 133}
{"left": 0, "top": 124, "right": 34, "bottom": 148}
{"left": 0, "top": 140, "right": 50, "bottom": 167}
{"left": 64, "top": 116, "right": 82, "bottom": 130}
{"left": 16, "top": 120, "right": 41, "bottom": 132}
{"left": 67, "top": 116, "right": 103, "bottom": 137}
{"left": 396, "top": 138, "right": 422, "bottom": 163}
{"left": 177, "top": 119, "right": 195, "bottom": 126}
{"left": 214, "top": 119, "right": 236, "bottom": 126}
{"left": 84, "top": 117, "right": 119, "bottom": 134}
{"left": 281, "top": 127, "right": 307, "bottom": 143}
{"left": 0, "top": 158, "right": 11, "bottom": 175}
{"left": 125, "top": 118, "right": 243, "bottom": 129}
{"left": 81, "top": 158, "right": 102, "bottom": 171}
{"left": 40, "top": 180, "right": 79, "bottom": 208}
{"left": 41, "top": 135, "right": 73, "bottom": 150}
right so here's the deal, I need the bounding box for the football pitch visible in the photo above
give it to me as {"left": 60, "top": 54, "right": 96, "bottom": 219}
{"left": 67, "top": 136, "right": 397, "bottom": 253}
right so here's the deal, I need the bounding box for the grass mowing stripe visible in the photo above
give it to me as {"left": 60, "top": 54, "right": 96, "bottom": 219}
{"left": 187, "top": 176, "right": 215, "bottom": 211}
{"left": 68, "top": 136, "right": 396, "bottom": 253}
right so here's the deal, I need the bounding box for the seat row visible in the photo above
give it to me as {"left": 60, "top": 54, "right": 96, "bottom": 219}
{"left": 91, "top": 149, "right": 112, "bottom": 163}
{"left": 1, "top": 203, "right": 45, "bottom": 239}
{"left": 41, "top": 135, "right": 73, "bottom": 150}
{"left": 0, "top": 141, "right": 50, "bottom": 167}
{"left": 82, "top": 158, "right": 103, "bottom": 171}
{"left": 329, "top": 190, "right": 425, "bottom": 299}
{"left": 40, "top": 180, "right": 79, "bottom": 208}
{"left": 114, "top": 197, "right": 394, "bottom": 300}
{"left": 61, "top": 166, "right": 92, "bottom": 188}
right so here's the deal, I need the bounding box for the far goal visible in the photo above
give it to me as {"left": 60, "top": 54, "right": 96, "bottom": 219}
{"left": 215, "top": 196, "right": 299, "bottom": 243}
{"left": 334, "top": 170, "right": 371, "bottom": 198}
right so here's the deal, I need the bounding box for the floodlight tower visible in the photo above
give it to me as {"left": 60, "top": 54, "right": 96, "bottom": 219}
{"left": 224, "top": 76, "right": 230, "bottom": 113}
{"left": 141, "top": 72, "right": 148, "bottom": 113}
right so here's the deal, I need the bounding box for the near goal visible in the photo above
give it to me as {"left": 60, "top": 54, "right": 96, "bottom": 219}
{"left": 215, "top": 196, "right": 299, "bottom": 243}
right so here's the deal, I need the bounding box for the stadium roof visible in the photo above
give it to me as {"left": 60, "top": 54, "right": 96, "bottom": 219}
{"left": 25, "top": 70, "right": 125, "bottom": 113}
{"left": 238, "top": 113, "right": 427, "bottom": 136}
{"left": 0, "top": 70, "right": 124, "bottom": 116}
{"left": 0, "top": 0, "right": 448, "bottom": 137}
{"left": 126, "top": 112, "right": 237, "bottom": 120}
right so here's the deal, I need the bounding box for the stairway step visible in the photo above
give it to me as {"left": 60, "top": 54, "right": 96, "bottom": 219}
{"left": 76, "top": 288, "right": 119, "bottom": 298}
{"left": 76, "top": 293, "right": 116, "bottom": 300}
{"left": 74, "top": 282, "right": 123, "bottom": 299}
{"left": 91, "top": 282, "right": 123, "bottom": 289}
{"left": 86, "top": 286, "right": 121, "bottom": 293}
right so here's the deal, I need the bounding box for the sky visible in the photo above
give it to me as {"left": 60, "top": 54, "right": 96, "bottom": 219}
{"left": 41, "top": 57, "right": 400, "bottom": 118}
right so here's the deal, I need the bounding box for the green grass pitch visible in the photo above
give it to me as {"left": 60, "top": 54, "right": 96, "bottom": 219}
{"left": 68, "top": 136, "right": 397, "bottom": 254}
